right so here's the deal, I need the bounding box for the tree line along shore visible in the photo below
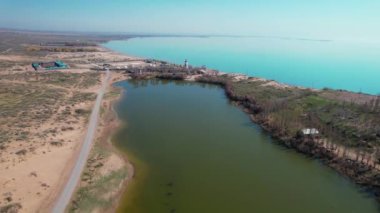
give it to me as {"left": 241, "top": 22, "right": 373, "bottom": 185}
{"left": 0, "top": 30, "right": 380, "bottom": 212}
{"left": 123, "top": 62, "right": 380, "bottom": 201}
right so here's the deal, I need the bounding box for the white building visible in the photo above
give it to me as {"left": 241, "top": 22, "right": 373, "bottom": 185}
{"left": 302, "top": 128, "right": 320, "bottom": 135}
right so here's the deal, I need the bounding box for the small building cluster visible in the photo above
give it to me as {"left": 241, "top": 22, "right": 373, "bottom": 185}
{"left": 32, "top": 60, "right": 69, "bottom": 71}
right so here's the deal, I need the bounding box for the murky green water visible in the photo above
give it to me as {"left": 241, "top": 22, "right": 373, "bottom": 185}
{"left": 114, "top": 79, "right": 378, "bottom": 213}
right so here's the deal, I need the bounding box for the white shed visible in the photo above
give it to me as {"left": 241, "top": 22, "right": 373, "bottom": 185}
{"left": 302, "top": 128, "right": 320, "bottom": 135}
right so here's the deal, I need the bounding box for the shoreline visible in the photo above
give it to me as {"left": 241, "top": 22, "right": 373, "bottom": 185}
{"left": 1, "top": 30, "right": 379, "bottom": 211}
{"left": 103, "top": 76, "right": 380, "bottom": 211}
{"left": 100, "top": 45, "right": 380, "bottom": 204}
{"left": 47, "top": 45, "right": 380, "bottom": 210}
{"left": 102, "top": 72, "right": 135, "bottom": 213}
{"left": 67, "top": 68, "right": 135, "bottom": 212}
{"left": 103, "top": 38, "right": 380, "bottom": 96}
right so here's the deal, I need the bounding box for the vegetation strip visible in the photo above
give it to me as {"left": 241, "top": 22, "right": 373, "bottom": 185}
{"left": 123, "top": 63, "right": 380, "bottom": 201}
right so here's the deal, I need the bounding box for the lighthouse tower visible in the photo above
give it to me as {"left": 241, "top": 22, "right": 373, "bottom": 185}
{"left": 184, "top": 59, "right": 189, "bottom": 69}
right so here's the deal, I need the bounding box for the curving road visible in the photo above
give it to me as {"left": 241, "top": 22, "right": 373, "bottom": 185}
{"left": 52, "top": 68, "right": 110, "bottom": 213}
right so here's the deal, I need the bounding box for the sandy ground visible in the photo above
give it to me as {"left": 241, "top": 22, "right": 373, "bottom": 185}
{"left": 68, "top": 71, "right": 134, "bottom": 213}
{"left": 0, "top": 46, "right": 139, "bottom": 212}
{"left": 2, "top": 39, "right": 377, "bottom": 212}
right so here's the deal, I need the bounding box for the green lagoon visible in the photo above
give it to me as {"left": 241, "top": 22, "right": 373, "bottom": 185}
{"left": 113, "top": 79, "right": 378, "bottom": 213}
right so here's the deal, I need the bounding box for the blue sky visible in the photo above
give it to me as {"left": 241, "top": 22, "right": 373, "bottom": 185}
{"left": 1, "top": 0, "right": 379, "bottom": 41}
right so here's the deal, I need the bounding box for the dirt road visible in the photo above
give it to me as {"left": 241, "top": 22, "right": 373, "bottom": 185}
{"left": 52, "top": 69, "right": 110, "bottom": 213}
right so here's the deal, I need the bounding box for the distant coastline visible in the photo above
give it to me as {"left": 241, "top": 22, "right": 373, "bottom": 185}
{"left": 1, "top": 30, "right": 379, "bottom": 212}
{"left": 103, "top": 37, "right": 380, "bottom": 95}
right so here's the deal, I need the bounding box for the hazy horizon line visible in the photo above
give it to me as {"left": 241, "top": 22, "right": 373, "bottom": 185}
{"left": 0, "top": 27, "right": 337, "bottom": 42}
{"left": 5, "top": 27, "right": 380, "bottom": 43}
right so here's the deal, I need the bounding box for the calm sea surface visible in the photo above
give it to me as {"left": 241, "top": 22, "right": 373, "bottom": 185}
{"left": 104, "top": 37, "right": 380, "bottom": 95}
{"left": 114, "top": 79, "right": 378, "bottom": 213}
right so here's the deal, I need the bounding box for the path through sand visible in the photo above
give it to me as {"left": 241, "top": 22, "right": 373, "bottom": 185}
{"left": 52, "top": 68, "right": 110, "bottom": 213}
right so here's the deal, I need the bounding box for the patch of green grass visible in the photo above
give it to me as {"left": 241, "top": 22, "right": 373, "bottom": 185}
{"left": 0, "top": 83, "right": 64, "bottom": 118}
{"left": 0, "top": 129, "right": 10, "bottom": 144}
{"left": 68, "top": 92, "right": 97, "bottom": 105}
{"left": 230, "top": 80, "right": 308, "bottom": 103}
{"left": 0, "top": 203, "right": 22, "bottom": 213}
{"left": 69, "top": 168, "right": 128, "bottom": 213}
{"left": 78, "top": 73, "right": 101, "bottom": 89}
{"left": 93, "top": 142, "right": 111, "bottom": 159}
{"left": 301, "top": 95, "right": 332, "bottom": 109}
{"left": 100, "top": 105, "right": 106, "bottom": 118}
{"left": 104, "top": 90, "right": 120, "bottom": 100}
{"left": 1, "top": 72, "right": 100, "bottom": 89}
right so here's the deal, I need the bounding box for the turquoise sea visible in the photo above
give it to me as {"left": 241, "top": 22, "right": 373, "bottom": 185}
{"left": 104, "top": 37, "right": 380, "bottom": 95}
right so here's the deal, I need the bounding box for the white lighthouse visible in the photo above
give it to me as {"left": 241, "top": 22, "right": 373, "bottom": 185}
{"left": 184, "top": 59, "right": 189, "bottom": 69}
